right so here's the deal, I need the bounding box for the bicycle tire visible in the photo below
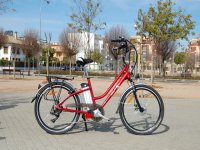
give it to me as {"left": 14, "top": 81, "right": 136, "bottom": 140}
{"left": 119, "top": 84, "right": 164, "bottom": 135}
{"left": 34, "top": 81, "right": 81, "bottom": 134}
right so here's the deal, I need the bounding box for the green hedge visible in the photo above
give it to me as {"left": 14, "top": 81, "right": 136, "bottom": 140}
{"left": 35, "top": 70, "right": 200, "bottom": 80}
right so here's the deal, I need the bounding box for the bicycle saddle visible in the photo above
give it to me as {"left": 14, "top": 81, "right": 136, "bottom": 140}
{"left": 76, "top": 57, "right": 93, "bottom": 67}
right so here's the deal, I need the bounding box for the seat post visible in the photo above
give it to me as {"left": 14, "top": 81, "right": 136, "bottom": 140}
{"left": 83, "top": 65, "right": 89, "bottom": 78}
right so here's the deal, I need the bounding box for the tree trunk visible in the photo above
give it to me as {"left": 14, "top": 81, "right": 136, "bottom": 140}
{"left": 13, "top": 59, "right": 16, "bottom": 79}
{"left": 86, "top": 31, "right": 90, "bottom": 58}
{"left": 24, "top": 58, "right": 26, "bottom": 71}
{"left": 69, "top": 57, "right": 72, "bottom": 76}
{"left": 151, "top": 54, "right": 154, "bottom": 84}
{"left": 162, "top": 63, "right": 166, "bottom": 79}
{"left": 37, "top": 55, "right": 40, "bottom": 75}
{"left": 115, "top": 58, "right": 118, "bottom": 77}
{"left": 28, "top": 57, "right": 30, "bottom": 76}
{"left": 46, "top": 49, "right": 49, "bottom": 76}
{"left": 161, "top": 56, "right": 166, "bottom": 79}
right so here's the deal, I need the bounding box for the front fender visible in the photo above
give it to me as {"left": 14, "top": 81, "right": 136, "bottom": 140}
{"left": 115, "top": 83, "right": 147, "bottom": 113}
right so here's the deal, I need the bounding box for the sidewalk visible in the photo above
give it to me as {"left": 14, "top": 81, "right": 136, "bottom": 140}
{"left": 0, "top": 75, "right": 200, "bottom": 100}
{"left": 0, "top": 94, "right": 200, "bottom": 150}
{"left": 0, "top": 76, "right": 200, "bottom": 150}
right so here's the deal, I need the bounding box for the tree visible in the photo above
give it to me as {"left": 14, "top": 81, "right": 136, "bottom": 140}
{"left": 157, "top": 40, "right": 177, "bottom": 76}
{"left": 59, "top": 27, "right": 81, "bottom": 75}
{"left": 40, "top": 47, "right": 55, "bottom": 65}
{"left": 21, "top": 29, "right": 39, "bottom": 76}
{"left": 69, "top": 0, "right": 106, "bottom": 58}
{"left": 91, "top": 50, "right": 103, "bottom": 64}
{"left": 0, "top": 0, "right": 12, "bottom": 14}
{"left": 174, "top": 52, "right": 187, "bottom": 74}
{"left": 174, "top": 51, "right": 195, "bottom": 73}
{"left": 0, "top": 59, "right": 8, "bottom": 66}
{"left": 105, "top": 25, "right": 129, "bottom": 76}
{"left": 0, "top": 27, "right": 7, "bottom": 48}
{"left": 135, "top": 0, "right": 195, "bottom": 78}
{"left": 174, "top": 52, "right": 186, "bottom": 65}
{"left": 185, "top": 52, "right": 195, "bottom": 71}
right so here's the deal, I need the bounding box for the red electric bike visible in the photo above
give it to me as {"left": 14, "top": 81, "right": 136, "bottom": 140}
{"left": 32, "top": 37, "right": 164, "bottom": 135}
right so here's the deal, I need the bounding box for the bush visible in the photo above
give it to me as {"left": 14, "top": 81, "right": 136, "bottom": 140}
{"left": 0, "top": 59, "right": 8, "bottom": 66}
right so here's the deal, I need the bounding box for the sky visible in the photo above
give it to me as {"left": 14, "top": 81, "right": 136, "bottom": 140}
{"left": 1, "top": 0, "right": 200, "bottom": 44}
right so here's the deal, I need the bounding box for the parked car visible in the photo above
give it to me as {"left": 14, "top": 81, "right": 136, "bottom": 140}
{"left": 61, "top": 65, "right": 69, "bottom": 71}
{"left": 181, "top": 71, "right": 191, "bottom": 78}
{"left": 61, "top": 65, "right": 82, "bottom": 71}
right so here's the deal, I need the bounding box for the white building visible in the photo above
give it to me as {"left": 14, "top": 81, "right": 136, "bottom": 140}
{"left": 0, "top": 31, "right": 25, "bottom": 63}
{"left": 73, "top": 32, "right": 104, "bottom": 60}
{"left": 94, "top": 34, "right": 104, "bottom": 54}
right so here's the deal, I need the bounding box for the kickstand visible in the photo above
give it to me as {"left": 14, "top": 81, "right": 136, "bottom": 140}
{"left": 82, "top": 114, "right": 88, "bottom": 131}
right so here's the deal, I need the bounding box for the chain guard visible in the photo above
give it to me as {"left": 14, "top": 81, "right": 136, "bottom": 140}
{"left": 66, "top": 103, "right": 105, "bottom": 122}
{"left": 90, "top": 105, "right": 105, "bottom": 122}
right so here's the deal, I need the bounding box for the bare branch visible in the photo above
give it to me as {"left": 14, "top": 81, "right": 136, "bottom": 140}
{"left": 59, "top": 27, "right": 81, "bottom": 57}
{"left": 0, "top": 0, "right": 12, "bottom": 14}
{"left": 21, "top": 29, "right": 39, "bottom": 58}
{"left": 105, "top": 25, "right": 129, "bottom": 60}
{"left": 0, "top": 27, "right": 8, "bottom": 47}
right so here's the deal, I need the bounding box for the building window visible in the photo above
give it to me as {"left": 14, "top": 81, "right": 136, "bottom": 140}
{"left": 3, "top": 47, "right": 8, "bottom": 54}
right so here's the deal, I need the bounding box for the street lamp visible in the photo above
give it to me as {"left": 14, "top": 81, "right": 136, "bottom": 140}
{"left": 40, "top": 0, "right": 50, "bottom": 41}
{"left": 39, "top": 0, "right": 50, "bottom": 75}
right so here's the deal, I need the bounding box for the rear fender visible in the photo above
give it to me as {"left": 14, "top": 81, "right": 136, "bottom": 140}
{"left": 31, "top": 83, "right": 48, "bottom": 103}
{"left": 31, "top": 81, "right": 78, "bottom": 103}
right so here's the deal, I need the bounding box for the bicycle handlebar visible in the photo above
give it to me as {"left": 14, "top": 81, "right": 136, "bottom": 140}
{"left": 111, "top": 37, "right": 138, "bottom": 75}
{"left": 111, "top": 39, "right": 122, "bottom": 43}
{"left": 111, "top": 37, "right": 126, "bottom": 43}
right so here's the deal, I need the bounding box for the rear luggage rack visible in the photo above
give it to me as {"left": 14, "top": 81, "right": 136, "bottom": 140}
{"left": 46, "top": 76, "right": 74, "bottom": 83}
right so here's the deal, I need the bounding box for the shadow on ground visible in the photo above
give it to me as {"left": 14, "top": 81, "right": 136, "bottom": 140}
{"left": 0, "top": 122, "right": 6, "bottom": 140}
{"left": 68, "top": 117, "right": 170, "bottom": 135}
{"left": 0, "top": 97, "right": 31, "bottom": 111}
{"left": 0, "top": 137, "right": 6, "bottom": 140}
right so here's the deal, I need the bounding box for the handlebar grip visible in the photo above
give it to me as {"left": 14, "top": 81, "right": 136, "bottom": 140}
{"left": 111, "top": 37, "right": 126, "bottom": 43}
{"left": 111, "top": 39, "right": 121, "bottom": 43}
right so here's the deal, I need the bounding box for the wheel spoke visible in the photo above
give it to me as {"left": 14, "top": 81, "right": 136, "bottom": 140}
{"left": 119, "top": 85, "right": 164, "bottom": 135}
{"left": 34, "top": 82, "right": 80, "bottom": 134}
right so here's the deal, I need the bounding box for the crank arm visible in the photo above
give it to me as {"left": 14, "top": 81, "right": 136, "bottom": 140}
{"left": 51, "top": 117, "right": 59, "bottom": 123}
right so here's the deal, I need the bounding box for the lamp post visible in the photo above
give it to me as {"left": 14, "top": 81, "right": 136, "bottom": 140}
{"left": 135, "top": 9, "right": 145, "bottom": 82}
{"left": 40, "top": 0, "right": 50, "bottom": 43}
{"left": 9, "top": 48, "right": 12, "bottom": 75}
{"left": 137, "top": 9, "right": 143, "bottom": 76}
{"left": 39, "top": 0, "right": 50, "bottom": 75}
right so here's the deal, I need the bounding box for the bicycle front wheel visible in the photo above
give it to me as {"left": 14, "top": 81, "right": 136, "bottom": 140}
{"left": 34, "top": 82, "right": 80, "bottom": 134}
{"left": 119, "top": 84, "right": 164, "bottom": 135}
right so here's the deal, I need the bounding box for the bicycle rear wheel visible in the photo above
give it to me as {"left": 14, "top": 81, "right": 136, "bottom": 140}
{"left": 119, "top": 84, "right": 164, "bottom": 135}
{"left": 34, "top": 82, "right": 80, "bottom": 134}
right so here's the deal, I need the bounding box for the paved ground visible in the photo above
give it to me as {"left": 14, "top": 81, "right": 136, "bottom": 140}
{"left": 0, "top": 76, "right": 200, "bottom": 150}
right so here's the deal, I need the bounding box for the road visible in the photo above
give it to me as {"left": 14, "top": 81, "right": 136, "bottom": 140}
{"left": 0, "top": 90, "right": 200, "bottom": 150}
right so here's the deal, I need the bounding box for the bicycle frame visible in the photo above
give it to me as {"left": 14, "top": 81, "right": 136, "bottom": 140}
{"left": 55, "top": 64, "right": 132, "bottom": 116}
